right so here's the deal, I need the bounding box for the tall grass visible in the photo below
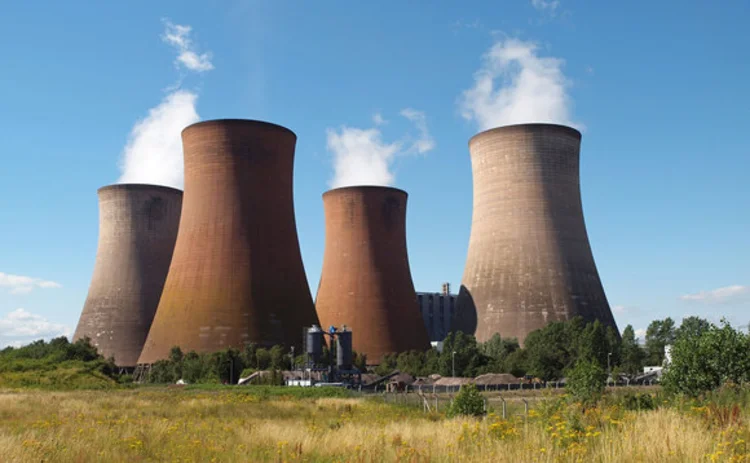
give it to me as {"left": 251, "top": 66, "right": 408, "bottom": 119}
{"left": 1, "top": 388, "right": 748, "bottom": 462}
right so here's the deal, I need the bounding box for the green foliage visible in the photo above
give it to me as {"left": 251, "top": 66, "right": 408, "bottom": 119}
{"left": 645, "top": 317, "right": 676, "bottom": 366}
{"left": 617, "top": 392, "right": 656, "bottom": 411}
{"left": 662, "top": 320, "right": 750, "bottom": 396}
{"left": 620, "top": 325, "right": 646, "bottom": 376}
{"left": 0, "top": 336, "right": 120, "bottom": 389}
{"left": 446, "top": 383, "right": 486, "bottom": 418}
{"left": 566, "top": 359, "right": 607, "bottom": 404}
{"left": 440, "top": 332, "right": 488, "bottom": 377}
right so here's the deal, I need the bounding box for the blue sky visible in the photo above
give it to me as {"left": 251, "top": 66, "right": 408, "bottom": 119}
{"left": 1, "top": 1, "right": 748, "bottom": 346}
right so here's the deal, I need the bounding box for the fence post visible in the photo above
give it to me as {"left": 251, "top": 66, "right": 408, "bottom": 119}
{"left": 500, "top": 397, "right": 507, "bottom": 419}
{"left": 522, "top": 398, "right": 528, "bottom": 420}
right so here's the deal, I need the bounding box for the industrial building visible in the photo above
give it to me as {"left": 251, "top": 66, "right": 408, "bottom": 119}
{"left": 416, "top": 283, "right": 456, "bottom": 342}
{"left": 74, "top": 184, "right": 182, "bottom": 367}
{"left": 138, "top": 119, "right": 319, "bottom": 364}
{"left": 454, "top": 123, "right": 618, "bottom": 345}
{"left": 314, "top": 186, "right": 430, "bottom": 364}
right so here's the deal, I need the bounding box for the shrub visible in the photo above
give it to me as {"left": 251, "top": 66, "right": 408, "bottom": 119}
{"left": 446, "top": 383, "right": 485, "bottom": 418}
{"left": 566, "top": 359, "right": 606, "bottom": 404}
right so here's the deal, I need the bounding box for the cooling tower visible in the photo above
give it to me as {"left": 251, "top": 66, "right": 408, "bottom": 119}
{"left": 73, "top": 184, "right": 182, "bottom": 367}
{"left": 454, "top": 123, "right": 617, "bottom": 344}
{"left": 138, "top": 119, "right": 319, "bottom": 364}
{"left": 314, "top": 186, "right": 430, "bottom": 364}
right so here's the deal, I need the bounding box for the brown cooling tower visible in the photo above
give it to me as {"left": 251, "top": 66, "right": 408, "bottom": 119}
{"left": 314, "top": 186, "right": 430, "bottom": 364}
{"left": 454, "top": 123, "right": 617, "bottom": 344}
{"left": 138, "top": 119, "right": 319, "bottom": 364}
{"left": 73, "top": 184, "right": 182, "bottom": 367}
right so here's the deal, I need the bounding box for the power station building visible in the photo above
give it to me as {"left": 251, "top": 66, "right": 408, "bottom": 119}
{"left": 74, "top": 184, "right": 182, "bottom": 367}
{"left": 138, "top": 119, "right": 319, "bottom": 364}
{"left": 454, "top": 123, "right": 617, "bottom": 344}
{"left": 416, "top": 283, "right": 456, "bottom": 342}
{"left": 314, "top": 186, "right": 430, "bottom": 364}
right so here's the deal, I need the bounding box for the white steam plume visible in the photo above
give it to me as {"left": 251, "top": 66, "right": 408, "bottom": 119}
{"left": 327, "top": 109, "right": 435, "bottom": 188}
{"left": 117, "top": 20, "right": 213, "bottom": 189}
{"left": 117, "top": 90, "right": 199, "bottom": 189}
{"left": 459, "top": 38, "right": 578, "bottom": 131}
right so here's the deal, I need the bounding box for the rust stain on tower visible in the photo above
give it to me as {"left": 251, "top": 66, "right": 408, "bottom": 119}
{"left": 454, "top": 123, "right": 617, "bottom": 344}
{"left": 138, "top": 119, "right": 319, "bottom": 364}
{"left": 315, "top": 186, "right": 430, "bottom": 364}
{"left": 73, "top": 184, "right": 182, "bottom": 367}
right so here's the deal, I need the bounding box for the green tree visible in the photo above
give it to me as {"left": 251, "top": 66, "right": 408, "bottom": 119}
{"left": 662, "top": 320, "right": 750, "bottom": 396}
{"left": 255, "top": 348, "right": 271, "bottom": 370}
{"left": 577, "top": 320, "right": 610, "bottom": 369}
{"left": 566, "top": 359, "right": 607, "bottom": 404}
{"left": 524, "top": 319, "right": 584, "bottom": 380}
{"left": 645, "top": 318, "right": 676, "bottom": 366}
{"left": 439, "top": 332, "right": 487, "bottom": 377}
{"left": 620, "top": 325, "right": 646, "bottom": 376}
{"left": 374, "top": 353, "right": 398, "bottom": 376}
{"left": 676, "top": 316, "right": 711, "bottom": 341}
{"left": 269, "top": 345, "right": 286, "bottom": 370}
{"left": 446, "top": 383, "right": 485, "bottom": 418}
{"left": 480, "top": 334, "right": 519, "bottom": 373}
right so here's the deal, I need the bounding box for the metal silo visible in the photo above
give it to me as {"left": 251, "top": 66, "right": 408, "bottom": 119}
{"left": 73, "top": 184, "right": 182, "bottom": 367}
{"left": 453, "top": 123, "right": 617, "bottom": 344}
{"left": 137, "top": 119, "right": 319, "bottom": 364}
{"left": 314, "top": 186, "right": 430, "bottom": 364}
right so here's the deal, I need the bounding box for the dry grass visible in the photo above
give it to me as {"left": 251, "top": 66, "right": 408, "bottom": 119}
{"left": 0, "top": 388, "right": 748, "bottom": 462}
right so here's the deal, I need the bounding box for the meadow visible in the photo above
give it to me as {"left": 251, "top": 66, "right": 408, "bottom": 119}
{"left": 1, "top": 386, "right": 748, "bottom": 462}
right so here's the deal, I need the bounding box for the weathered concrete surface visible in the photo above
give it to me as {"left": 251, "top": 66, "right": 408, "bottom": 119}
{"left": 315, "top": 186, "right": 430, "bottom": 364}
{"left": 74, "top": 184, "right": 182, "bottom": 367}
{"left": 138, "top": 119, "right": 319, "bottom": 364}
{"left": 454, "top": 124, "right": 617, "bottom": 344}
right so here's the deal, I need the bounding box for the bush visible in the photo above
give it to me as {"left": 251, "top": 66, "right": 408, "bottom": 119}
{"left": 446, "top": 383, "right": 485, "bottom": 418}
{"left": 566, "top": 359, "right": 606, "bottom": 404}
{"left": 618, "top": 392, "right": 656, "bottom": 411}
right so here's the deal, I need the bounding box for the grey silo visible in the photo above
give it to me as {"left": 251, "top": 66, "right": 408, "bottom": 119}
{"left": 453, "top": 123, "right": 617, "bottom": 344}
{"left": 73, "top": 184, "right": 182, "bottom": 367}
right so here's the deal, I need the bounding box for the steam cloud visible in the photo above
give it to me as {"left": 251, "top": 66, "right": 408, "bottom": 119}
{"left": 327, "top": 109, "right": 434, "bottom": 188}
{"left": 117, "top": 20, "right": 213, "bottom": 190}
{"left": 459, "top": 38, "right": 578, "bottom": 131}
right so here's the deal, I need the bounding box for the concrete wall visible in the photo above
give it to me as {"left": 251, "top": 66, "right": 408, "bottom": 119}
{"left": 454, "top": 123, "right": 617, "bottom": 344}
{"left": 315, "top": 186, "right": 430, "bottom": 364}
{"left": 138, "top": 119, "right": 319, "bottom": 364}
{"left": 74, "top": 184, "right": 182, "bottom": 367}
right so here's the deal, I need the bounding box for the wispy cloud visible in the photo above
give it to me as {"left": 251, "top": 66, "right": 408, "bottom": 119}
{"left": 327, "top": 109, "right": 435, "bottom": 188}
{"left": 372, "top": 113, "right": 386, "bottom": 126}
{"left": 531, "top": 0, "right": 560, "bottom": 15}
{"left": 117, "top": 20, "right": 213, "bottom": 190}
{"left": 459, "top": 38, "right": 579, "bottom": 131}
{"left": 680, "top": 285, "right": 749, "bottom": 304}
{"left": 399, "top": 108, "right": 436, "bottom": 154}
{"left": 162, "top": 21, "right": 214, "bottom": 72}
{"left": 634, "top": 328, "right": 647, "bottom": 343}
{"left": 0, "top": 272, "right": 61, "bottom": 295}
{"left": 0, "top": 309, "right": 71, "bottom": 347}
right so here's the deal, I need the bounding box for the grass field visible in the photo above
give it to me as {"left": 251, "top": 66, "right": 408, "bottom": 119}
{"left": 1, "top": 387, "right": 748, "bottom": 462}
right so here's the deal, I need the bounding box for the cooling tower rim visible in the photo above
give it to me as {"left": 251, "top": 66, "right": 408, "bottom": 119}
{"left": 182, "top": 119, "right": 296, "bottom": 139}
{"left": 469, "top": 123, "right": 581, "bottom": 145}
{"left": 98, "top": 183, "right": 183, "bottom": 195}
{"left": 322, "top": 185, "right": 408, "bottom": 199}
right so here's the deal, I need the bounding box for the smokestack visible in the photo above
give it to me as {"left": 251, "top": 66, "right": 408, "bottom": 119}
{"left": 138, "top": 119, "right": 319, "bottom": 364}
{"left": 454, "top": 123, "right": 617, "bottom": 344}
{"left": 315, "top": 186, "right": 430, "bottom": 364}
{"left": 73, "top": 184, "right": 182, "bottom": 367}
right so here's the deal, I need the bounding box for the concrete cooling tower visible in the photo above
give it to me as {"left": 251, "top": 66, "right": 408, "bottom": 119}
{"left": 314, "top": 186, "right": 430, "bottom": 364}
{"left": 138, "top": 119, "right": 319, "bottom": 364}
{"left": 454, "top": 123, "right": 617, "bottom": 344}
{"left": 73, "top": 184, "right": 182, "bottom": 367}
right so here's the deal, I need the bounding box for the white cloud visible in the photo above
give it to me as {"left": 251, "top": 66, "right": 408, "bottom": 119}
{"left": 399, "top": 108, "right": 436, "bottom": 154}
{"left": 117, "top": 90, "right": 199, "bottom": 189}
{"left": 531, "top": 0, "right": 560, "bottom": 14}
{"left": 0, "top": 309, "right": 71, "bottom": 347}
{"left": 117, "top": 20, "right": 213, "bottom": 190}
{"left": 612, "top": 305, "right": 627, "bottom": 314}
{"left": 372, "top": 113, "right": 386, "bottom": 126}
{"left": 634, "top": 328, "right": 647, "bottom": 343}
{"left": 327, "top": 109, "right": 435, "bottom": 188}
{"left": 680, "top": 285, "right": 748, "bottom": 304}
{"left": 0, "top": 272, "right": 62, "bottom": 295}
{"left": 162, "top": 21, "right": 214, "bottom": 72}
{"left": 459, "top": 38, "right": 579, "bottom": 131}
